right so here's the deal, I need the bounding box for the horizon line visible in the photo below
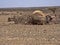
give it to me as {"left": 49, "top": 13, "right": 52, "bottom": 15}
{"left": 0, "top": 6, "right": 60, "bottom": 9}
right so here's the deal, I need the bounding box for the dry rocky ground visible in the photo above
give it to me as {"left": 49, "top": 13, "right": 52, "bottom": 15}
{"left": 0, "top": 24, "right": 60, "bottom": 45}
{"left": 0, "top": 7, "right": 60, "bottom": 45}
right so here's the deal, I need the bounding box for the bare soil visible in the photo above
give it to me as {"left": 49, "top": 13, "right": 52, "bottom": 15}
{"left": 0, "top": 24, "right": 60, "bottom": 45}
{"left": 0, "top": 7, "right": 60, "bottom": 45}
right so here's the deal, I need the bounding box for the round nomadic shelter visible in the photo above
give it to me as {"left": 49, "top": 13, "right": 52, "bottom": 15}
{"left": 32, "top": 10, "right": 46, "bottom": 17}
{"left": 32, "top": 10, "right": 46, "bottom": 25}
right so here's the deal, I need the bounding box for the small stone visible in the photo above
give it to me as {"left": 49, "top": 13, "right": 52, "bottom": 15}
{"left": 30, "top": 32, "right": 32, "bottom": 34}
{"left": 25, "top": 22, "right": 27, "bottom": 24}
{"left": 52, "top": 37, "right": 55, "bottom": 40}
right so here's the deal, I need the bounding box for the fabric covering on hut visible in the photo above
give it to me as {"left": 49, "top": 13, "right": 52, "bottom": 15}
{"left": 32, "top": 10, "right": 45, "bottom": 17}
{"left": 31, "top": 10, "right": 46, "bottom": 25}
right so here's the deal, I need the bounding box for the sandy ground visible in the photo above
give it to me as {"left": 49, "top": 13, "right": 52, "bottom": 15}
{"left": 0, "top": 24, "right": 60, "bottom": 45}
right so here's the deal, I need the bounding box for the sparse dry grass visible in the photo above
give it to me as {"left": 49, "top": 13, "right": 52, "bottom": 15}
{"left": 0, "top": 24, "right": 60, "bottom": 45}
{"left": 0, "top": 7, "right": 60, "bottom": 45}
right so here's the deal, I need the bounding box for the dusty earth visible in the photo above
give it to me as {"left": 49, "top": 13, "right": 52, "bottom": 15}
{"left": 0, "top": 7, "right": 60, "bottom": 45}
{"left": 0, "top": 24, "right": 60, "bottom": 45}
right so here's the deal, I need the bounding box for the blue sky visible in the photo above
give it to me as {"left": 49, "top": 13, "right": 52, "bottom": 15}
{"left": 0, "top": 0, "right": 60, "bottom": 8}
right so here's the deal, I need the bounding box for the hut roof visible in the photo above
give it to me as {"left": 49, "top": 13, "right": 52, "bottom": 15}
{"left": 33, "top": 10, "right": 45, "bottom": 17}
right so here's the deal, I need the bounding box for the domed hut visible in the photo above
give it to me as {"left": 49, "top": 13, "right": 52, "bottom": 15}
{"left": 32, "top": 10, "right": 46, "bottom": 17}
{"left": 31, "top": 10, "right": 46, "bottom": 25}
